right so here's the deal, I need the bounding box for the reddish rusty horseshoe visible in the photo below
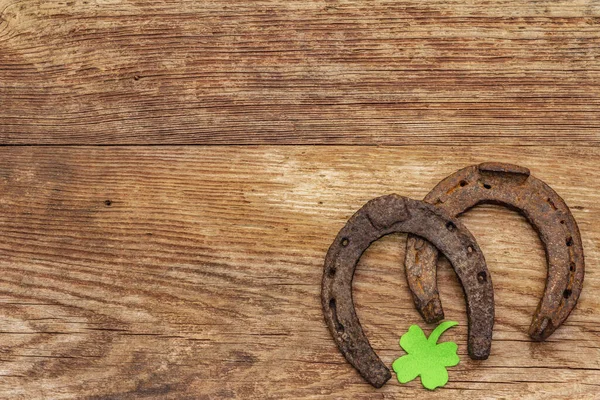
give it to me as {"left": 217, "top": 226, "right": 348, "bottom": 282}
{"left": 322, "top": 194, "right": 494, "bottom": 388}
{"left": 405, "top": 162, "right": 584, "bottom": 341}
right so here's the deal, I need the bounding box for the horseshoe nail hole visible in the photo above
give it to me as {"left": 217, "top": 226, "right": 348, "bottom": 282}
{"left": 446, "top": 221, "right": 456, "bottom": 232}
{"left": 566, "top": 237, "right": 573, "bottom": 247}
{"left": 467, "top": 246, "right": 474, "bottom": 254}
{"left": 414, "top": 238, "right": 424, "bottom": 250}
{"left": 483, "top": 183, "right": 492, "bottom": 189}
{"left": 570, "top": 262, "right": 576, "bottom": 272}
{"left": 560, "top": 220, "right": 565, "bottom": 224}
{"left": 477, "top": 271, "right": 487, "bottom": 283}
{"left": 547, "top": 197, "right": 560, "bottom": 211}
{"left": 329, "top": 298, "right": 344, "bottom": 332}
{"left": 341, "top": 238, "right": 349, "bottom": 247}
{"left": 104, "top": 200, "right": 112, "bottom": 206}
{"left": 563, "top": 289, "right": 572, "bottom": 299}
{"left": 327, "top": 267, "right": 336, "bottom": 277}
{"left": 459, "top": 180, "right": 468, "bottom": 187}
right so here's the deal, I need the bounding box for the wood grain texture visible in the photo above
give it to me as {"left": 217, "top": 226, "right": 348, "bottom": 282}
{"left": 0, "top": 145, "right": 597, "bottom": 399}
{"left": 1, "top": 0, "right": 600, "bottom": 144}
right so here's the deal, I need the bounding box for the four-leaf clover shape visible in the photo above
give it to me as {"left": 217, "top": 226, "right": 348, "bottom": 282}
{"left": 392, "top": 321, "right": 460, "bottom": 390}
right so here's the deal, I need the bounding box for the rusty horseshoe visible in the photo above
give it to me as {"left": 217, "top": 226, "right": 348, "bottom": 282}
{"left": 405, "top": 162, "right": 584, "bottom": 341}
{"left": 322, "top": 194, "right": 494, "bottom": 388}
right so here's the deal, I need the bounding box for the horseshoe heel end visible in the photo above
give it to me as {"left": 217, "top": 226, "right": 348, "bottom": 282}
{"left": 341, "top": 333, "right": 391, "bottom": 387}
{"left": 467, "top": 334, "right": 492, "bottom": 360}
{"left": 417, "top": 296, "right": 444, "bottom": 324}
{"left": 322, "top": 264, "right": 392, "bottom": 388}
{"left": 529, "top": 244, "right": 584, "bottom": 341}
{"left": 405, "top": 236, "right": 445, "bottom": 323}
{"left": 321, "top": 293, "right": 392, "bottom": 388}
{"left": 528, "top": 297, "right": 580, "bottom": 341}
{"left": 363, "top": 364, "right": 392, "bottom": 388}
{"left": 468, "top": 345, "right": 490, "bottom": 360}
{"left": 529, "top": 316, "right": 555, "bottom": 341}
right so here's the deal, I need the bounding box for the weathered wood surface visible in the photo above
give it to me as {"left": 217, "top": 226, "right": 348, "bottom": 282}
{"left": 1, "top": 0, "right": 600, "bottom": 144}
{"left": 0, "top": 146, "right": 597, "bottom": 399}
{"left": 2, "top": 0, "right": 600, "bottom": 398}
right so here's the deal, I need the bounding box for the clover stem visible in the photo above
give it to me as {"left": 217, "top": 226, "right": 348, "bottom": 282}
{"left": 428, "top": 320, "right": 459, "bottom": 344}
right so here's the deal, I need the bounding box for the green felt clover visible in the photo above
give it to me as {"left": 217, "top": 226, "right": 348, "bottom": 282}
{"left": 392, "top": 321, "right": 460, "bottom": 390}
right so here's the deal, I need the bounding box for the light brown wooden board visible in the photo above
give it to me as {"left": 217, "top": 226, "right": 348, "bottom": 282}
{"left": 0, "top": 146, "right": 597, "bottom": 399}
{"left": 1, "top": 0, "right": 600, "bottom": 144}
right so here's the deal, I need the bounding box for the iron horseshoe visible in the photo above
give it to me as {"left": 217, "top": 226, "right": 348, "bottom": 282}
{"left": 405, "top": 162, "right": 584, "bottom": 341}
{"left": 322, "top": 194, "right": 494, "bottom": 388}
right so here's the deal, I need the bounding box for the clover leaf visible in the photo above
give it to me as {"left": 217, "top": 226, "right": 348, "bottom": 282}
{"left": 392, "top": 321, "right": 460, "bottom": 390}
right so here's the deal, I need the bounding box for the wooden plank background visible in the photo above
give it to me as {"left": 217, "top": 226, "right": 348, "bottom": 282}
{"left": 1, "top": 0, "right": 600, "bottom": 145}
{"left": 1, "top": 0, "right": 600, "bottom": 399}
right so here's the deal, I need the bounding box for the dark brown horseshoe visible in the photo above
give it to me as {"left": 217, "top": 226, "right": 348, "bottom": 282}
{"left": 405, "top": 162, "right": 584, "bottom": 341}
{"left": 322, "top": 194, "right": 494, "bottom": 388}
